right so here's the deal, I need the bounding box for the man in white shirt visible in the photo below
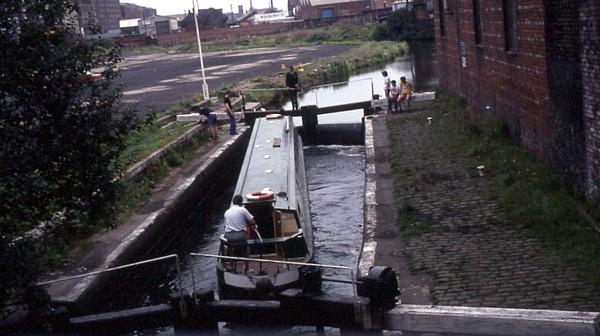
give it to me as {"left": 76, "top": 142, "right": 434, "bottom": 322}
{"left": 224, "top": 194, "right": 256, "bottom": 243}
{"left": 224, "top": 194, "right": 256, "bottom": 271}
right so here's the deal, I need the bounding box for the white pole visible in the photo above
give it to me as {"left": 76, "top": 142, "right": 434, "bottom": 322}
{"left": 192, "top": 0, "right": 210, "bottom": 100}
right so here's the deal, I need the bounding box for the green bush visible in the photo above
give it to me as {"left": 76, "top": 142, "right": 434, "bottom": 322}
{"left": 1, "top": 0, "right": 137, "bottom": 305}
{"left": 371, "top": 24, "right": 390, "bottom": 41}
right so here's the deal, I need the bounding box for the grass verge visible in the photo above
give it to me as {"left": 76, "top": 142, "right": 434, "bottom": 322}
{"left": 124, "top": 24, "right": 376, "bottom": 55}
{"left": 433, "top": 92, "right": 600, "bottom": 287}
{"left": 115, "top": 134, "right": 209, "bottom": 223}
{"left": 117, "top": 122, "right": 197, "bottom": 168}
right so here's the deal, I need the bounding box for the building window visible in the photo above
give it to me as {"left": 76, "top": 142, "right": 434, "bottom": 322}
{"left": 320, "top": 7, "right": 334, "bottom": 18}
{"left": 503, "top": 0, "right": 517, "bottom": 51}
{"left": 439, "top": 0, "right": 445, "bottom": 36}
{"left": 443, "top": 0, "right": 449, "bottom": 10}
{"left": 473, "top": 0, "right": 483, "bottom": 45}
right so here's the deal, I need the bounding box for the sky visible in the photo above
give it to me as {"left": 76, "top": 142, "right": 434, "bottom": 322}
{"left": 123, "top": 0, "right": 288, "bottom": 15}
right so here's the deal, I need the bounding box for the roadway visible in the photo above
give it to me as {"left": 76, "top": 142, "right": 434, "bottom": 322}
{"left": 119, "top": 45, "right": 353, "bottom": 116}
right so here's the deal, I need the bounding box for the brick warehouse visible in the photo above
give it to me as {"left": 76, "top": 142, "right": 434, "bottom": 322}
{"left": 434, "top": 0, "right": 599, "bottom": 198}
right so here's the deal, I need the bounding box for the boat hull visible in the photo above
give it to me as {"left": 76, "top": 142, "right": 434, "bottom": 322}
{"left": 217, "top": 266, "right": 301, "bottom": 299}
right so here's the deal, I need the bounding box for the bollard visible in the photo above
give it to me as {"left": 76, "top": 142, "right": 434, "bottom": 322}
{"left": 173, "top": 290, "right": 218, "bottom": 335}
{"left": 357, "top": 266, "right": 400, "bottom": 330}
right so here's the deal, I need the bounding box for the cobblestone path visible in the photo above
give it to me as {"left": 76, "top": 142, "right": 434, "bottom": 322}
{"left": 387, "top": 109, "right": 600, "bottom": 311}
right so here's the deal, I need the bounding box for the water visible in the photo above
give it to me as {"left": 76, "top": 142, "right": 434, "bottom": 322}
{"left": 123, "top": 145, "right": 365, "bottom": 336}
{"left": 284, "top": 41, "right": 438, "bottom": 125}
{"left": 306, "top": 145, "right": 365, "bottom": 295}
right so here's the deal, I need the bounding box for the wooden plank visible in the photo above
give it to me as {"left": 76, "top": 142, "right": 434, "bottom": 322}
{"left": 384, "top": 305, "right": 600, "bottom": 336}
{"left": 206, "top": 300, "right": 280, "bottom": 310}
{"left": 70, "top": 304, "right": 173, "bottom": 324}
{"left": 317, "top": 101, "right": 372, "bottom": 115}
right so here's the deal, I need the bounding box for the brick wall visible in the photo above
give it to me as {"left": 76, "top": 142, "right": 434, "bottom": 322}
{"left": 155, "top": 12, "right": 388, "bottom": 46}
{"left": 156, "top": 23, "right": 293, "bottom": 46}
{"left": 544, "top": 0, "right": 586, "bottom": 191}
{"left": 298, "top": 0, "right": 371, "bottom": 20}
{"left": 435, "top": 0, "right": 599, "bottom": 196}
{"left": 581, "top": 0, "right": 600, "bottom": 198}
{"left": 436, "top": 0, "right": 551, "bottom": 149}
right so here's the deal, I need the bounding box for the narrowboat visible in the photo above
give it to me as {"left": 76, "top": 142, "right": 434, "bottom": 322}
{"left": 217, "top": 114, "right": 314, "bottom": 299}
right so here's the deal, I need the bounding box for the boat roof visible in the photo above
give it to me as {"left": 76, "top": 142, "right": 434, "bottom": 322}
{"left": 235, "top": 115, "right": 298, "bottom": 211}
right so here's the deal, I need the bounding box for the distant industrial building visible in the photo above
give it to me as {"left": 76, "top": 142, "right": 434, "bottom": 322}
{"left": 120, "top": 3, "right": 156, "bottom": 19}
{"left": 239, "top": 8, "right": 293, "bottom": 26}
{"left": 295, "top": 0, "right": 371, "bottom": 20}
{"left": 223, "top": 5, "right": 247, "bottom": 25}
{"left": 76, "top": 0, "right": 121, "bottom": 35}
{"left": 119, "top": 18, "right": 140, "bottom": 35}
{"left": 139, "top": 15, "right": 179, "bottom": 36}
{"left": 120, "top": 15, "right": 180, "bottom": 37}
{"left": 180, "top": 8, "right": 228, "bottom": 31}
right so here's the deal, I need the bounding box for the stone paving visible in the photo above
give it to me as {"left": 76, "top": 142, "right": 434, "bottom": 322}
{"left": 385, "top": 109, "right": 600, "bottom": 311}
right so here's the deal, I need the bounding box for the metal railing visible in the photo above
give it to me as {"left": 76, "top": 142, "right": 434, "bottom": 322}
{"left": 37, "top": 254, "right": 185, "bottom": 300}
{"left": 188, "top": 252, "right": 357, "bottom": 302}
{"left": 240, "top": 78, "right": 374, "bottom": 108}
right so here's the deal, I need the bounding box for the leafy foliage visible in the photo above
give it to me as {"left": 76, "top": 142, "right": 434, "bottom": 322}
{"left": 0, "top": 1, "right": 136, "bottom": 304}
{"left": 372, "top": 9, "right": 433, "bottom": 41}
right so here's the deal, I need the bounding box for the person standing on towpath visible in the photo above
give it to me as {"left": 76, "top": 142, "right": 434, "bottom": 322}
{"left": 285, "top": 65, "right": 299, "bottom": 111}
{"left": 224, "top": 92, "right": 236, "bottom": 135}
{"left": 199, "top": 107, "right": 218, "bottom": 139}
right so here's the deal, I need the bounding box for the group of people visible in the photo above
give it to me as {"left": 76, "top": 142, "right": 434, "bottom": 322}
{"left": 198, "top": 64, "right": 301, "bottom": 140}
{"left": 382, "top": 70, "right": 413, "bottom": 114}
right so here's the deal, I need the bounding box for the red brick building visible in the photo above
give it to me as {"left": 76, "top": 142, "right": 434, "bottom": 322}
{"left": 296, "top": 0, "right": 372, "bottom": 20}
{"left": 434, "top": 0, "right": 599, "bottom": 198}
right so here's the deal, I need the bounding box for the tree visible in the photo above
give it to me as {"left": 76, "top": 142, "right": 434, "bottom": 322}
{"left": 386, "top": 9, "right": 417, "bottom": 40}
{"left": 0, "top": 1, "right": 136, "bottom": 305}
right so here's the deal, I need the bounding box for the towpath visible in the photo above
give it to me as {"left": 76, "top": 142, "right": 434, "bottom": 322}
{"left": 371, "top": 107, "right": 600, "bottom": 311}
